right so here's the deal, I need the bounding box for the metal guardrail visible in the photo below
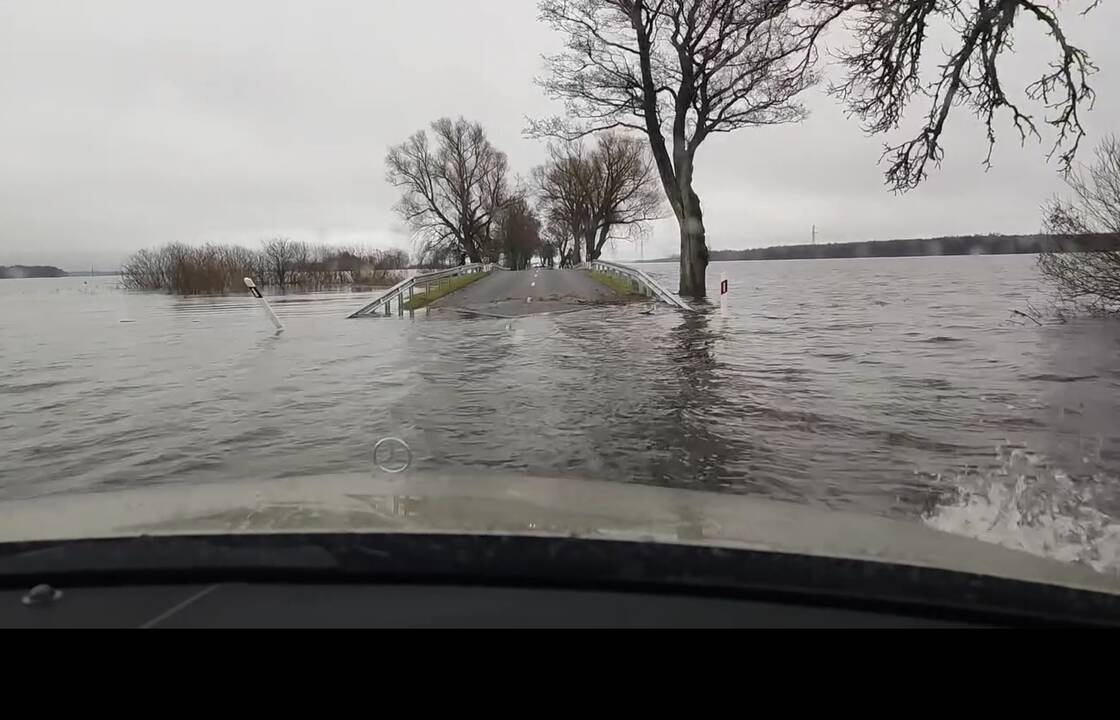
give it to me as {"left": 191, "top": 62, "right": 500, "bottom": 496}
{"left": 348, "top": 263, "right": 489, "bottom": 318}
{"left": 584, "top": 259, "right": 692, "bottom": 310}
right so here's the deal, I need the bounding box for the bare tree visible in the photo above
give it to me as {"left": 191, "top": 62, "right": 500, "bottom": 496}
{"left": 496, "top": 197, "right": 544, "bottom": 269}
{"left": 532, "top": 132, "right": 664, "bottom": 264}
{"left": 535, "top": 0, "right": 818, "bottom": 295}
{"left": 826, "top": 0, "right": 1098, "bottom": 191}
{"left": 535, "top": 0, "right": 1098, "bottom": 297}
{"left": 1039, "top": 135, "right": 1120, "bottom": 316}
{"left": 543, "top": 214, "right": 578, "bottom": 267}
{"left": 386, "top": 117, "right": 513, "bottom": 264}
{"left": 121, "top": 241, "right": 408, "bottom": 293}
{"left": 586, "top": 132, "right": 665, "bottom": 260}
{"left": 538, "top": 239, "right": 558, "bottom": 268}
{"left": 119, "top": 248, "right": 165, "bottom": 291}
{"left": 533, "top": 141, "right": 593, "bottom": 265}
{"left": 313, "top": 244, "right": 410, "bottom": 286}
{"left": 262, "top": 238, "right": 303, "bottom": 290}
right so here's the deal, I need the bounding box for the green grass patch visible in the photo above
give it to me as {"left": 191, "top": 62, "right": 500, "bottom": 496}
{"left": 403, "top": 271, "right": 488, "bottom": 310}
{"left": 589, "top": 270, "right": 646, "bottom": 300}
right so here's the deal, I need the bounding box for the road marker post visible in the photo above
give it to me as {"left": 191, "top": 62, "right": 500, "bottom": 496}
{"left": 244, "top": 277, "right": 284, "bottom": 332}
{"left": 720, "top": 273, "right": 729, "bottom": 313}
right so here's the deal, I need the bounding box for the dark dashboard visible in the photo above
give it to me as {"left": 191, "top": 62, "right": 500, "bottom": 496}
{"left": 3, "top": 582, "right": 970, "bottom": 628}
{"left": 1, "top": 533, "right": 1116, "bottom": 628}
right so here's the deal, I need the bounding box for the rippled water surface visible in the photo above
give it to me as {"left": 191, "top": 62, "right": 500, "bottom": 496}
{"left": 2, "top": 256, "right": 1119, "bottom": 572}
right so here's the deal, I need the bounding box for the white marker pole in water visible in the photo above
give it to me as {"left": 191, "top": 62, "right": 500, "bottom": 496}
{"left": 244, "top": 277, "right": 284, "bottom": 332}
{"left": 719, "top": 272, "right": 729, "bottom": 313}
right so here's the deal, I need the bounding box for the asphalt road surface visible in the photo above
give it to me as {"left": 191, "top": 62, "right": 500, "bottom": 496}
{"left": 431, "top": 268, "right": 621, "bottom": 317}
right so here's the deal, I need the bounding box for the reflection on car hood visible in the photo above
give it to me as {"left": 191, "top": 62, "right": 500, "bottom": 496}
{"left": 0, "top": 471, "right": 1116, "bottom": 594}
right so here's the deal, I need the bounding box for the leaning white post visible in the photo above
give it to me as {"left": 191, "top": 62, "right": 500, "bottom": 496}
{"left": 244, "top": 278, "right": 284, "bottom": 332}
{"left": 719, "top": 272, "right": 729, "bottom": 312}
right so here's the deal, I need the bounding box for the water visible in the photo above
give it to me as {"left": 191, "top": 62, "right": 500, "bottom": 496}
{"left": 2, "top": 256, "right": 1119, "bottom": 573}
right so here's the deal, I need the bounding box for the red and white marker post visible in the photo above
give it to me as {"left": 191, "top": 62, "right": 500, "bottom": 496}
{"left": 719, "top": 272, "right": 729, "bottom": 312}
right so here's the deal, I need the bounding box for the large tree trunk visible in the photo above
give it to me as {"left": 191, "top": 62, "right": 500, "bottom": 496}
{"left": 590, "top": 225, "right": 610, "bottom": 261}
{"left": 582, "top": 228, "right": 598, "bottom": 262}
{"left": 676, "top": 174, "right": 708, "bottom": 297}
{"left": 625, "top": 3, "right": 708, "bottom": 295}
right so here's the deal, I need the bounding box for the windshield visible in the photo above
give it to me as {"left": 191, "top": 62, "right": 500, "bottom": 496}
{"left": 1, "top": 0, "right": 1118, "bottom": 590}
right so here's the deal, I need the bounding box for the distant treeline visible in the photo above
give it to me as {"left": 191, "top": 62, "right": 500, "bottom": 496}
{"left": 121, "top": 241, "right": 409, "bottom": 294}
{"left": 647, "top": 233, "right": 1120, "bottom": 263}
{"left": 0, "top": 264, "right": 67, "bottom": 279}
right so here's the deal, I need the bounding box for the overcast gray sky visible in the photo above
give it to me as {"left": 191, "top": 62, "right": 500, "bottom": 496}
{"left": 1, "top": 0, "right": 1117, "bottom": 270}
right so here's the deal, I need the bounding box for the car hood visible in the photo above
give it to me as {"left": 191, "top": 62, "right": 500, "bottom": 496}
{"left": 0, "top": 471, "right": 1116, "bottom": 595}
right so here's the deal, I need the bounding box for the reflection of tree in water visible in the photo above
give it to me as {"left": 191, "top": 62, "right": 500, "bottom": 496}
{"left": 373, "top": 321, "right": 518, "bottom": 470}
{"left": 559, "top": 310, "right": 802, "bottom": 498}
{"left": 652, "top": 312, "right": 727, "bottom": 488}
{"left": 364, "top": 308, "right": 810, "bottom": 498}
{"left": 644, "top": 312, "right": 784, "bottom": 494}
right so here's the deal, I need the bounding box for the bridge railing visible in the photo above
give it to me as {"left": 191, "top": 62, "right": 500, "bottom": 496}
{"left": 348, "top": 263, "right": 488, "bottom": 318}
{"left": 584, "top": 259, "right": 692, "bottom": 310}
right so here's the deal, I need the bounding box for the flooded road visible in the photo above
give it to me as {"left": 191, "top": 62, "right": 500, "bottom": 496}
{"left": 2, "top": 255, "right": 1118, "bottom": 572}
{"left": 432, "top": 267, "right": 621, "bottom": 317}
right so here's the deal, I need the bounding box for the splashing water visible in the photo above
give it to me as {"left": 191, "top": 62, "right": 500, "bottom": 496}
{"left": 925, "top": 446, "right": 1120, "bottom": 576}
